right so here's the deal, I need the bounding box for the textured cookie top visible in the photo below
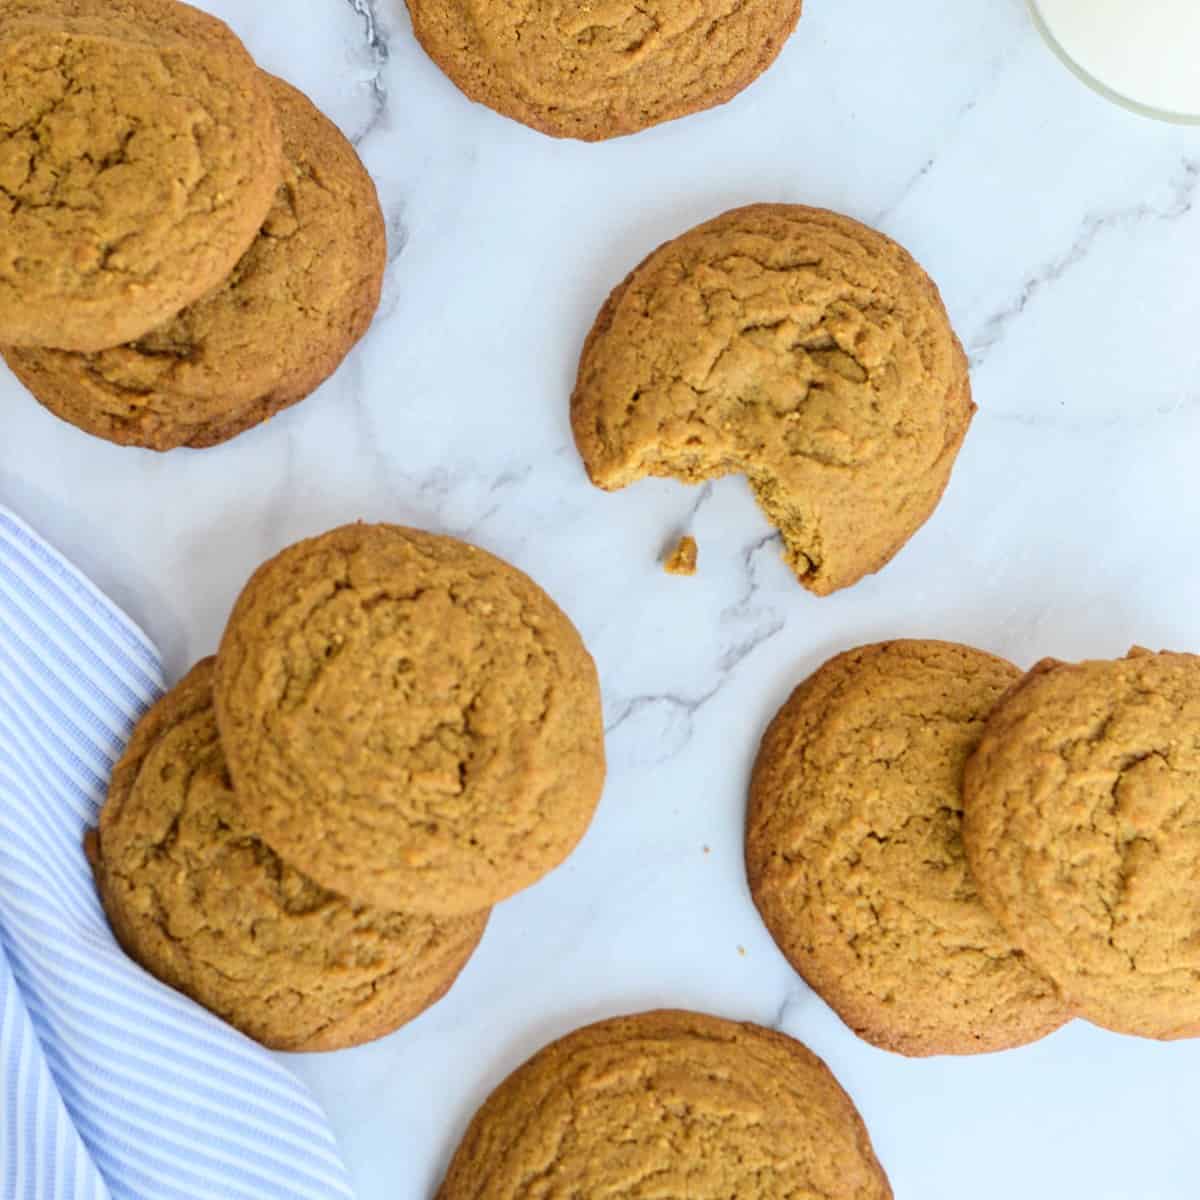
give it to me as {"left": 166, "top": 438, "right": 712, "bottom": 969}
{"left": 572, "top": 205, "right": 973, "bottom": 595}
{"left": 963, "top": 649, "right": 1200, "bottom": 1041}
{"left": 92, "top": 659, "right": 488, "bottom": 1052}
{"left": 4, "top": 73, "right": 385, "bottom": 451}
{"left": 215, "top": 524, "right": 606, "bottom": 916}
{"left": 0, "top": 0, "right": 281, "bottom": 351}
{"left": 747, "top": 641, "right": 1071, "bottom": 1056}
{"left": 406, "top": 0, "right": 803, "bottom": 140}
{"left": 436, "top": 1009, "right": 892, "bottom": 1199}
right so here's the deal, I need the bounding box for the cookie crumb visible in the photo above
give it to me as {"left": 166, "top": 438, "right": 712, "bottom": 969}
{"left": 702, "top": 844, "right": 711, "bottom": 855}
{"left": 664, "top": 536, "right": 698, "bottom": 576}
{"left": 737, "top": 945, "right": 747, "bottom": 957}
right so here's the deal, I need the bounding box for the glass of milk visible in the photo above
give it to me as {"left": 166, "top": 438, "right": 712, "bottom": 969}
{"left": 1030, "top": 0, "right": 1200, "bottom": 122}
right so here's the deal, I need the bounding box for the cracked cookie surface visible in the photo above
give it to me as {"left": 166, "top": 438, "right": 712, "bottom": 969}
{"left": 90, "top": 658, "right": 488, "bottom": 1052}
{"left": 3, "top": 73, "right": 384, "bottom": 450}
{"left": 747, "top": 641, "right": 1071, "bottom": 1056}
{"left": 571, "top": 205, "right": 974, "bottom": 595}
{"left": 436, "top": 1009, "right": 892, "bottom": 1199}
{"left": 405, "top": 0, "right": 803, "bottom": 140}
{"left": 214, "top": 523, "right": 606, "bottom": 917}
{"left": 963, "top": 649, "right": 1200, "bottom": 1041}
{"left": 0, "top": 0, "right": 281, "bottom": 351}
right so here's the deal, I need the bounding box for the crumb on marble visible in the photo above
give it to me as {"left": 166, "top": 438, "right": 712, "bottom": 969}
{"left": 737, "top": 945, "right": 746, "bottom": 957}
{"left": 702, "top": 844, "right": 711, "bottom": 855}
{"left": 663, "top": 535, "right": 698, "bottom": 576}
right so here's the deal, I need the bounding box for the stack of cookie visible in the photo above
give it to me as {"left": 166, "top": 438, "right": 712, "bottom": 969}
{"left": 747, "top": 641, "right": 1200, "bottom": 1055}
{"left": 88, "top": 523, "right": 607, "bottom": 1051}
{"left": 0, "top": 0, "right": 385, "bottom": 451}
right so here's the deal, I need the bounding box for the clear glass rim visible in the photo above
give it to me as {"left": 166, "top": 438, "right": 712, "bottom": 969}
{"left": 1028, "top": 0, "right": 1200, "bottom": 126}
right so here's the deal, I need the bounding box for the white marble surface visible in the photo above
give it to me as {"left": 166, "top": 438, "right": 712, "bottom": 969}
{"left": 5, "top": 1, "right": 1200, "bottom": 1196}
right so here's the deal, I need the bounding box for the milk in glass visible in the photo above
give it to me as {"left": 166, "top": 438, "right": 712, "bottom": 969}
{"left": 1034, "top": 0, "right": 1200, "bottom": 118}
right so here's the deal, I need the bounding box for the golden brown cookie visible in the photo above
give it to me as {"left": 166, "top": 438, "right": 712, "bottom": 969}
{"left": 90, "top": 659, "right": 488, "bottom": 1052}
{"left": 747, "top": 641, "right": 1071, "bottom": 1056}
{"left": 963, "top": 648, "right": 1200, "bottom": 1042}
{"left": 3, "top": 73, "right": 385, "bottom": 450}
{"left": 572, "top": 205, "right": 974, "bottom": 596}
{"left": 214, "top": 523, "right": 606, "bottom": 917}
{"left": 405, "top": 0, "right": 803, "bottom": 141}
{"left": 436, "top": 1010, "right": 892, "bottom": 1199}
{"left": 0, "top": 0, "right": 281, "bottom": 352}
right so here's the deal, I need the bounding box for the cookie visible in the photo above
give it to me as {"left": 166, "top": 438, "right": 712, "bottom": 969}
{"left": 572, "top": 205, "right": 973, "bottom": 596}
{"left": 747, "top": 641, "right": 1071, "bottom": 1056}
{"left": 0, "top": 0, "right": 281, "bottom": 351}
{"left": 90, "top": 659, "right": 488, "bottom": 1052}
{"left": 3, "top": 73, "right": 385, "bottom": 451}
{"left": 436, "top": 1009, "right": 892, "bottom": 1199}
{"left": 405, "top": 0, "right": 803, "bottom": 141}
{"left": 963, "top": 649, "right": 1200, "bottom": 1041}
{"left": 214, "top": 523, "right": 606, "bottom": 917}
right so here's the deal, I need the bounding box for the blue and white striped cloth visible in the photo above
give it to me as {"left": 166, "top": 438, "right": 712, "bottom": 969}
{"left": 0, "top": 505, "right": 355, "bottom": 1200}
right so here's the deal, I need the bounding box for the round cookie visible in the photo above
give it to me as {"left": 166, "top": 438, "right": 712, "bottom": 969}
{"left": 3, "top": 74, "right": 385, "bottom": 451}
{"left": 90, "top": 659, "right": 488, "bottom": 1052}
{"left": 0, "top": 0, "right": 281, "bottom": 351}
{"left": 571, "top": 204, "right": 974, "bottom": 596}
{"left": 747, "top": 641, "right": 1071, "bottom": 1056}
{"left": 436, "top": 1010, "right": 892, "bottom": 1199}
{"left": 214, "top": 523, "right": 606, "bottom": 917}
{"left": 963, "top": 648, "right": 1200, "bottom": 1041}
{"left": 406, "top": 0, "right": 803, "bottom": 141}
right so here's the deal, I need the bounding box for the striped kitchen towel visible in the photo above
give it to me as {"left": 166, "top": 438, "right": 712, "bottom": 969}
{"left": 0, "top": 505, "right": 355, "bottom": 1200}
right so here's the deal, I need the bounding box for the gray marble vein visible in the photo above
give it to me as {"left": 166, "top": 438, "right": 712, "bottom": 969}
{"left": 606, "top": 530, "right": 785, "bottom": 768}
{"left": 768, "top": 984, "right": 814, "bottom": 1034}
{"left": 344, "top": 0, "right": 391, "bottom": 145}
{"left": 718, "top": 531, "right": 785, "bottom": 674}
{"left": 969, "top": 157, "right": 1199, "bottom": 367}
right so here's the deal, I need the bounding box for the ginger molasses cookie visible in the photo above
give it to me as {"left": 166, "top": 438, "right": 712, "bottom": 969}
{"left": 572, "top": 205, "right": 973, "bottom": 595}
{"left": 90, "top": 659, "right": 488, "bottom": 1052}
{"left": 405, "top": 0, "right": 803, "bottom": 141}
{"left": 3, "top": 74, "right": 385, "bottom": 450}
{"left": 747, "top": 641, "right": 1071, "bottom": 1056}
{"left": 437, "top": 1009, "right": 892, "bottom": 1199}
{"left": 214, "top": 524, "right": 606, "bottom": 917}
{"left": 0, "top": 0, "right": 281, "bottom": 351}
{"left": 963, "top": 649, "right": 1200, "bottom": 1041}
